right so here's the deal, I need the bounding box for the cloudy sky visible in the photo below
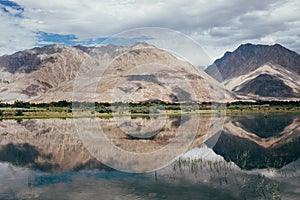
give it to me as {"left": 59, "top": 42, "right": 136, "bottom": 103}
{"left": 1, "top": 0, "right": 300, "bottom": 63}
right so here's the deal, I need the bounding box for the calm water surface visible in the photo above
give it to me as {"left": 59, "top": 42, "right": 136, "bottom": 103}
{"left": 0, "top": 113, "right": 299, "bottom": 199}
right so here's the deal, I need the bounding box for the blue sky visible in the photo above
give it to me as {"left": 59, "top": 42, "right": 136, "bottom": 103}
{"left": 37, "top": 32, "right": 79, "bottom": 46}
{"left": 36, "top": 32, "right": 152, "bottom": 47}
{"left": 0, "top": 0, "right": 154, "bottom": 54}
{"left": 0, "top": 0, "right": 23, "bottom": 12}
{"left": 0, "top": 0, "right": 300, "bottom": 62}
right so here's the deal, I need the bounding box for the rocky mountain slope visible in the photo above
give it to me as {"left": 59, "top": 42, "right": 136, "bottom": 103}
{"left": 0, "top": 43, "right": 232, "bottom": 103}
{"left": 0, "top": 44, "right": 127, "bottom": 102}
{"left": 206, "top": 43, "right": 300, "bottom": 100}
{"left": 2, "top": 42, "right": 299, "bottom": 102}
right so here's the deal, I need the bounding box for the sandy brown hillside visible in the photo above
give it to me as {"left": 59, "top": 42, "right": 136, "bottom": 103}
{"left": 0, "top": 43, "right": 232, "bottom": 103}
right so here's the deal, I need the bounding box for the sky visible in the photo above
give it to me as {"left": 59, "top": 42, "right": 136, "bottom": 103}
{"left": 0, "top": 0, "right": 300, "bottom": 65}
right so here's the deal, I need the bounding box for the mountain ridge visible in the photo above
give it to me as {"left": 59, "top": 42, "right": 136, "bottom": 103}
{"left": 0, "top": 43, "right": 231, "bottom": 103}
{"left": 206, "top": 43, "right": 300, "bottom": 99}
{"left": 1, "top": 42, "right": 299, "bottom": 102}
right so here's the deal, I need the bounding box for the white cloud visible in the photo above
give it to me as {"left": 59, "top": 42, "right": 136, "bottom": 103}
{"left": 0, "top": 0, "right": 299, "bottom": 62}
{"left": 0, "top": 4, "right": 37, "bottom": 55}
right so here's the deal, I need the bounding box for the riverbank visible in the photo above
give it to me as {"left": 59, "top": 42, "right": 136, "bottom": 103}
{"left": 0, "top": 105, "right": 299, "bottom": 120}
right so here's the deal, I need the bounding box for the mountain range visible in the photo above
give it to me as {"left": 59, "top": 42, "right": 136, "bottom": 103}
{"left": 0, "top": 42, "right": 299, "bottom": 103}
{"left": 206, "top": 43, "right": 300, "bottom": 100}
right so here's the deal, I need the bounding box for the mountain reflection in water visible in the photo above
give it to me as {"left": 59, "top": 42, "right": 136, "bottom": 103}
{"left": 213, "top": 113, "right": 300, "bottom": 169}
{"left": 0, "top": 113, "right": 299, "bottom": 199}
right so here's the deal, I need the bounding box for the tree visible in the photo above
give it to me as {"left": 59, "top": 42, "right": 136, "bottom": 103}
{"left": 15, "top": 110, "right": 24, "bottom": 116}
{"left": 14, "top": 100, "right": 30, "bottom": 108}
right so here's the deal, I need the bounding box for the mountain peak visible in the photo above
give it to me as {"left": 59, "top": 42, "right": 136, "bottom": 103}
{"left": 0, "top": 43, "right": 232, "bottom": 103}
{"left": 205, "top": 43, "right": 300, "bottom": 99}
{"left": 207, "top": 43, "right": 300, "bottom": 80}
{"left": 0, "top": 44, "right": 85, "bottom": 74}
{"left": 239, "top": 42, "right": 255, "bottom": 47}
{"left": 130, "top": 41, "right": 154, "bottom": 49}
{"left": 273, "top": 43, "right": 282, "bottom": 47}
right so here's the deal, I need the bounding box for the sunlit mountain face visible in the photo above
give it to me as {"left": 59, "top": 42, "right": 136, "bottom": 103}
{"left": 2, "top": 42, "right": 300, "bottom": 103}
{"left": 0, "top": 43, "right": 231, "bottom": 103}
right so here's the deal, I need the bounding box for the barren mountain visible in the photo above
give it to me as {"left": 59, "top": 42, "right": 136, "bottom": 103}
{"left": 0, "top": 45, "right": 91, "bottom": 102}
{"left": 206, "top": 43, "right": 300, "bottom": 100}
{"left": 0, "top": 43, "right": 232, "bottom": 103}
